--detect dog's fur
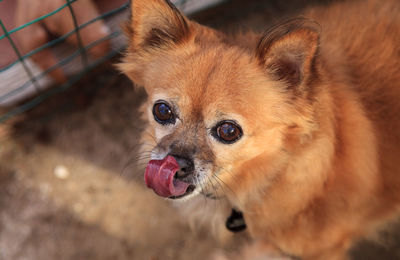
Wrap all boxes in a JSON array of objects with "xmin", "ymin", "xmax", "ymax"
[{"xmin": 119, "ymin": 0, "xmax": 400, "ymax": 259}]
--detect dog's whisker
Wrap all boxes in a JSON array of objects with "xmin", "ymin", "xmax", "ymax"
[
  {"xmin": 204, "ymin": 175, "xmax": 224, "ymax": 212},
  {"xmin": 215, "ymin": 164, "xmax": 242, "ymax": 189},
  {"xmin": 210, "ymin": 175, "xmax": 230, "ymax": 199},
  {"xmin": 122, "ymin": 153, "xmax": 152, "ymax": 168},
  {"xmin": 197, "ymin": 178, "xmax": 209, "ymax": 207},
  {"xmin": 213, "ymin": 173, "xmax": 238, "ymax": 199},
  {"xmin": 121, "ymin": 154, "xmax": 153, "ymax": 177},
  {"xmin": 140, "ymin": 131, "xmax": 158, "ymax": 143}
]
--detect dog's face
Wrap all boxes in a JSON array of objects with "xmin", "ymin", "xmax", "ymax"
[{"xmin": 120, "ymin": 0, "xmax": 320, "ymax": 203}]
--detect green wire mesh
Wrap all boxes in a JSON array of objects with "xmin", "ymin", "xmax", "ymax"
[
  {"xmin": 0, "ymin": 0, "xmax": 78, "ymax": 41},
  {"xmin": 0, "ymin": 0, "xmax": 129, "ymax": 123},
  {"xmin": 0, "ymin": 0, "xmax": 220, "ymax": 123}
]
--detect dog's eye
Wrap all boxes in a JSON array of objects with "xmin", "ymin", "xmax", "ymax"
[
  {"xmin": 153, "ymin": 101, "xmax": 175, "ymax": 125},
  {"xmin": 213, "ymin": 121, "xmax": 242, "ymax": 144}
]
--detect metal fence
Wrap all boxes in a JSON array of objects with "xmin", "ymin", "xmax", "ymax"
[{"xmin": 0, "ymin": 0, "xmax": 225, "ymax": 123}]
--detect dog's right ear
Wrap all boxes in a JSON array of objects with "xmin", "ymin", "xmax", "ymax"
[{"xmin": 127, "ymin": 0, "xmax": 192, "ymax": 50}]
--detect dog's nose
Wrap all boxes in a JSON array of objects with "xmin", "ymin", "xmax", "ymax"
[{"xmin": 173, "ymin": 155, "xmax": 194, "ymax": 179}]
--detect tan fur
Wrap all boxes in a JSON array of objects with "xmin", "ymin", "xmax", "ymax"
[{"xmin": 120, "ymin": 0, "xmax": 400, "ymax": 259}]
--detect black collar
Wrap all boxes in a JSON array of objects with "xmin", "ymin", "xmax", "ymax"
[
  {"xmin": 201, "ymin": 194, "xmax": 247, "ymax": 232},
  {"xmin": 226, "ymin": 208, "xmax": 246, "ymax": 232}
]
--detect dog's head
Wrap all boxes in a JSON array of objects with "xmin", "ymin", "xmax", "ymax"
[{"xmin": 120, "ymin": 0, "xmax": 321, "ymax": 204}]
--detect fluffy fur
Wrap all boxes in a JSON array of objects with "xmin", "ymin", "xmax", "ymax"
[{"xmin": 119, "ymin": 0, "xmax": 400, "ymax": 259}]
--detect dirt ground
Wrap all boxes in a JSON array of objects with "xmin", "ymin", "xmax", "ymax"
[{"xmin": 1, "ymin": 0, "xmax": 400, "ymax": 259}]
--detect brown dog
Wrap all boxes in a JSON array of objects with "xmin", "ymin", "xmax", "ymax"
[{"xmin": 119, "ymin": 0, "xmax": 400, "ymax": 259}]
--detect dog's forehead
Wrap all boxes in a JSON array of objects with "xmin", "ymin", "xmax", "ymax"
[{"xmin": 174, "ymin": 47, "xmax": 256, "ymax": 115}]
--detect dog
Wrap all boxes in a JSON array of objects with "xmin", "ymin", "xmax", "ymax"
[{"xmin": 119, "ymin": 0, "xmax": 400, "ymax": 259}]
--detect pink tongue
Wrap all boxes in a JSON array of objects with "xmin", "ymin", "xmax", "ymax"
[{"xmin": 144, "ymin": 155, "xmax": 190, "ymax": 197}]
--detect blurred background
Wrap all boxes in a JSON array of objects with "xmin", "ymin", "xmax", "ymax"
[{"xmin": 1, "ymin": 0, "xmax": 400, "ymax": 259}]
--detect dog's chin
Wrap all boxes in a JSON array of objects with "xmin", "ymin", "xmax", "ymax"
[{"xmin": 168, "ymin": 185, "xmax": 200, "ymax": 201}]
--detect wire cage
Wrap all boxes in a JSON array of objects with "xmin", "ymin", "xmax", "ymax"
[{"xmin": 0, "ymin": 0, "xmax": 226, "ymax": 123}]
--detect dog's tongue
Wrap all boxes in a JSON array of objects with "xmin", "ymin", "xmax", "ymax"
[{"xmin": 144, "ymin": 155, "xmax": 189, "ymax": 197}]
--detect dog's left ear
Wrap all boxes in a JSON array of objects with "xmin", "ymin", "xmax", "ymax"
[
  {"xmin": 119, "ymin": 0, "xmax": 193, "ymax": 86},
  {"xmin": 128, "ymin": 0, "xmax": 192, "ymax": 50},
  {"xmin": 256, "ymin": 19, "xmax": 320, "ymax": 93}
]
